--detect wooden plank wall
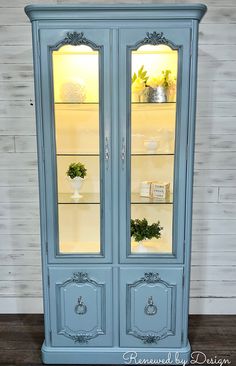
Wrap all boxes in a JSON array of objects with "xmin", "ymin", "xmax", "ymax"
[{"xmin": 0, "ymin": 0, "xmax": 235, "ymax": 314}]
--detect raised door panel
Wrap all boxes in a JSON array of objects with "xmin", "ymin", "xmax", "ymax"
[
  {"xmin": 120, "ymin": 267, "xmax": 183, "ymax": 347},
  {"xmin": 49, "ymin": 267, "xmax": 112, "ymax": 346}
]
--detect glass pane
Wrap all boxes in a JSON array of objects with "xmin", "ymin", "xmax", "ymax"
[
  {"xmin": 52, "ymin": 44, "xmax": 100, "ymax": 254},
  {"xmin": 130, "ymin": 44, "xmax": 178, "ymax": 254}
]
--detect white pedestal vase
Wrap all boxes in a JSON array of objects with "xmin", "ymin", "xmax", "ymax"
[
  {"xmin": 69, "ymin": 176, "xmax": 84, "ymax": 199},
  {"xmin": 136, "ymin": 241, "xmax": 149, "ymax": 253}
]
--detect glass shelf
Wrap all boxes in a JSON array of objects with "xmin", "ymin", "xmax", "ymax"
[
  {"xmin": 131, "ymin": 193, "xmax": 173, "ymax": 204},
  {"xmin": 132, "ymin": 153, "xmax": 174, "ymax": 156},
  {"xmin": 54, "ymin": 102, "xmax": 175, "ymax": 105},
  {"xmin": 55, "ymin": 102, "xmax": 99, "ymax": 105},
  {"xmin": 58, "ymin": 192, "xmax": 172, "ymax": 205},
  {"xmin": 57, "ymin": 153, "xmax": 99, "ymax": 156},
  {"xmin": 58, "ymin": 193, "xmax": 100, "ymax": 204},
  {"xmin": 132, "ymin": 102, "xmax": 176, "ymax": 104},
  {"xmin": 57, "ymin": 153, "xmax": 174, "ymax": 156}
]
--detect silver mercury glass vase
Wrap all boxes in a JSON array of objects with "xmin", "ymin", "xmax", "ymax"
[
  {"xmin": 150, "ymin": 86, "xmax": 167, "ymax": 103},
  {"xmin": 139, "ymin": 86, "xmax": 153, "ymax": 103}
]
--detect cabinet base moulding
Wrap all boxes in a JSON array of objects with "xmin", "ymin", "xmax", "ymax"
[{"xmin": 42, "ymin": 341, "xmax": 191, "ymax": 364}]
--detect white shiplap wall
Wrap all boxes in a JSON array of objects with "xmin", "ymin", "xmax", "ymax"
[{"xmin": 0, "ymin": 0, "xmax": 235, "ymax": 314}]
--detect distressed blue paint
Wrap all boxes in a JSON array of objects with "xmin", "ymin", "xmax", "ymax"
[
  {"xmin": 25, "ymin": 4, "xmax": 207, "ymax": 22},
  {"xmin": 25, "ymin": 4, "xmax": 206, "ymax": 364},
  {"xmin": 49, "ymin": 267, "xmax": 113, "ymax": 347},
  {"xmin": 31, "ymin": 19, "xmax": 51, "ymax": 347},
  {"xmin": 119, "ymin": 267, "xmax": 183, "ymax": 348},
  {"xmin": 182, "ymin": 19, "xmax": 201, "ymax": 346},
  {"xmin": 42, "ymin": 342, "xmax": 192, "ymax": 364}
]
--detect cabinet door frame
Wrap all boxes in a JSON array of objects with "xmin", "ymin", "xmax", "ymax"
[
  {"xmin": 119, "ymin": 267, "xmax": 183, "ymax": 347},
  {"xmin": 38, "ymin": 27, "xmax": 112, "ymax": 263},
  {"xmin": 118, "ymin": 23, "xmax": 192, "ymax": 264},
  {"xmin": 48, "ymin": 266, "xmax": 113, "ymax": 347}
]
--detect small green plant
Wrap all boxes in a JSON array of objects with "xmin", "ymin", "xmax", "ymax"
[
  {"xmin": 132, "ymin": 65, "xmax": 149, "ymax": 84},
  {"xmin": 148, "ymin": 69, "xmax": 175, "ymax": 89},
  {"xmin": 66, "ymin": 162, "xmax": 87, "ymax": 179},
  {"xmin": 131, "ymin": 218, "xmax": 163, "ymax": 242},
  {"xmin": 162, "ymin": 69, "xmax": 172, "ymax": 88}
]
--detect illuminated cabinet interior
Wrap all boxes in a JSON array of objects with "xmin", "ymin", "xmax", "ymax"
[
  {"xmin": 53, "ymin": 45, "xmax": 101, "ymax": 254},
  {"xmin": 130, "ymin": 45, "xmax": 177, "ymax": 254},
  {"xmin": 26, "ymin": 4, "xmax": 206, "ymax": 365}
]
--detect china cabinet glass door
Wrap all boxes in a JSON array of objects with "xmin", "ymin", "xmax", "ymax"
[
  {"xmin": 39, "ymin": 29, "xmax": 112, "ymax": 261},
  {"xmin": 119, "ymin": 28, "xmax": 191, "ymax": 262},
  {"xmin": 52, "ymin": 44, "xmax": 100, "ymax": 254}
]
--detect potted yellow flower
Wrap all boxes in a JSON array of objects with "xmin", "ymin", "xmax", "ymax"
[
  {"xmin": 131, "ymin": 65, "xmax": 150, "ymax": 102},
  {"xmin": 148, "ymin": 70, "xmax": 176, "ymax": 103},
  {"xmin": 148, "ymin": 72, "xmax": 167, "ymax": 103}
]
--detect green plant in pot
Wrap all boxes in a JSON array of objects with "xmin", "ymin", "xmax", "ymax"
[
  {"xmin": 161, "ymin": 69, "xmax": 172, "ymax": 88},
  {"xmin": 161, "ymin": 70, "xmax": 176, "ymax": 102},
  {"xmin": 66, "ymin": 162, "xmax": 87, "ymax": 199},
  {"xmin": 147, "ymin": 71, "xmax": 167, "ymax": 103},
  {"xmin": 147, "ymin": 69, "xmax": 174, "ymax": 103},
  {"xmin": 131, "ymin": 218, "xmax": 163, "ymax": 252}
]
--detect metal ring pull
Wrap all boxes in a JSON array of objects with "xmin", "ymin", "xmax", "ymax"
[
  {"xmin": 75, "ymin": 296, "xmax": 87, "ymax": 315},
  {"xmin": 121, "ymin": 137, "xmax": 126, "ymax": 169},
  {"xmin": 144, "ymin": 296, "xmax": 157, "ymax": 316}
]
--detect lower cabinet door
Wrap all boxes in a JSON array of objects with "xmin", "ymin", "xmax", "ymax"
[
  {"xmin": 48, "ymin": 267, "xmax": 113, "ymax": 347},
  {"xmin": 120, "ymin": 267, "xmax": 183, "ymax": 348}
]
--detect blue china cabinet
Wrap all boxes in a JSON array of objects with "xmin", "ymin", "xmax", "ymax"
[{"xmin": 25, "ymin": 4, "xmax": 206, "ymax": 365}]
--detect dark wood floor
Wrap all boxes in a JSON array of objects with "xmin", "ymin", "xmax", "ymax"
[{"xmin": 0, "ymin": 315, "xmax": 235, "ymax": 365}]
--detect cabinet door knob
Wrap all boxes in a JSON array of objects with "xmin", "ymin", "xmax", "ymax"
[
  {"xmin": 144, "ymin": 296, "xmax": 157, "ymax": 316},
  {"xmin": 121, "ymin": 137, "xmax": 126, "ymax": 169},
  {"xmin": 75, "ymin": 296, "xmax": 87, "ymax": 315},
  {"xmin": 105, "ymin": 137, "xmax": 109, "ymax": 169}
]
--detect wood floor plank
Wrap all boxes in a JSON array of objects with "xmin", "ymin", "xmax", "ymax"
[{"xmin": 0, "ymin": 315, "xmax": 235, "ymax": 365}]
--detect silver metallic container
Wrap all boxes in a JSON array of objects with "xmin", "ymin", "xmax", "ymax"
[
  {"xmin": 139, "ymin": 86, "xmax": 153, "ymax": 103},
  {"xmin": 150, "ymin": 86, "xmax": 167, "ymax": 103}
]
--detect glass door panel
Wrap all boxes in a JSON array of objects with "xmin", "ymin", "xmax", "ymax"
[
  {"xmin": 119, "ymin": 28, "xmax": 191, "ymax": 262},
  {"xmin": 130, "ymin": 44, "xmax": 178, "ymax": 255},
  {"xmin": 52, "ymin": 44, "xmax": 100, "ymax": 254}
]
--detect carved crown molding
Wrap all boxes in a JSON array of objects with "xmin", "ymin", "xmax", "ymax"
[
  {"xmin": 143, "ymin": 31, "xmax": 168, "ymax": 45},
  {"xmin": 134, "ymin": 31, "xmax": 178, "ymax": 50},
  {"xmin": 52, "ymin": 31, "xmax": 100, "ymax": 51},
  {"xmin": 62, "ymin": 31, "xmax": 89, "ymax": 46}
]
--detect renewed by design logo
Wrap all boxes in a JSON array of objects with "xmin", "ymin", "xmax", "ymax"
[{"xmin": 122, "ymin": 351, "xmax": 231, "ymax": 366}]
